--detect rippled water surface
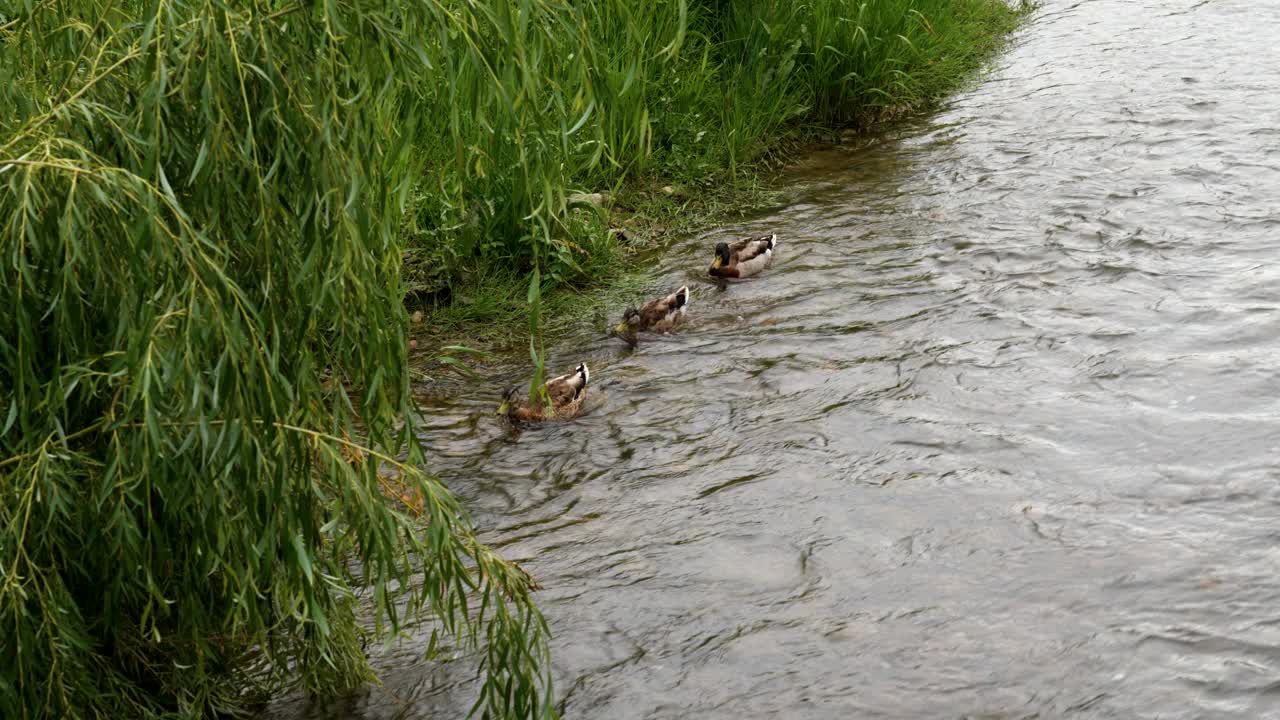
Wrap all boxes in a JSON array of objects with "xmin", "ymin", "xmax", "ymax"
[{"xmin": 270, "ymin": 1, "xmax": 1280, "ymax": 717}]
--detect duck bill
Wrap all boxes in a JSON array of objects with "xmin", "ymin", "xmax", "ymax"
[
  {"xmin": 614, "ymin": 321, "xmax": 629, "ymax": 334},
  {"xmin": 710, "ymin": 256, "xmax": 723, "ymax": 270},
  {"xmin": 496, "ymin": 401, "xmax": 509, "ymax": 415}
]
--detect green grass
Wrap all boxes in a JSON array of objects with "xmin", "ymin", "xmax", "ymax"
[{"xmin": 404, "ymin": 0, "xmax": 1031, "ymax": 347}]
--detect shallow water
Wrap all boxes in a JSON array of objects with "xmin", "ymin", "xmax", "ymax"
[{"xmin": 268, "ymin": 1, "xmax": 1280, "ymax": 717}]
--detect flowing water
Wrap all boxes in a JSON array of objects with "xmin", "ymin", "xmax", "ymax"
[{"xmin": 269, "ymin": 1, "xmax": 1280, "ymax": 717}]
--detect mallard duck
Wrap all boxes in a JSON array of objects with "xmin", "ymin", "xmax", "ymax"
[
  {"xmin": 614, "ymin": 286, "xmax": 690, "ymax": 344},
  {"xmin": 708, "ymin": 233, "xmax": 777, "ymax": 279},
  {"xmin": 497, "ymin": 363, "xmax": 590, "ymax": 422}
]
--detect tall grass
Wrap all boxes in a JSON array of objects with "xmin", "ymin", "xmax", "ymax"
[{"xmin": 404, "ymin": 0, "xmax": 1025, "ymax": 301}]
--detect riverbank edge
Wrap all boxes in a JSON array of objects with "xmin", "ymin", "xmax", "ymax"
[{"xmin": 405, "ymin": 2, "xmax": 1033, "ymax": 372}]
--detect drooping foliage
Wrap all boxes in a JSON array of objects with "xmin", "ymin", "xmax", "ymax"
[{"xmin": 0, "ymin": 2, "xmax": 553, "ymax": 718}]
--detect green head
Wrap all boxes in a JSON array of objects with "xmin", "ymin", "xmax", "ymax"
[{"xmin": 710, "ymin": 242, "xmax": 731, "ymax": 270}]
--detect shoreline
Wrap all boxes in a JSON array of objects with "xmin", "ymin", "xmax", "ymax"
[{"xmin": 405, "ymin": 2, "xmax": 1032, "ymax": 368}]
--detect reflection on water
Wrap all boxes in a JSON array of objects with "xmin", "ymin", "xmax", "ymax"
[{"xmin": 266, "ymin": 1, "xmax": 1280, "ymax": 717}]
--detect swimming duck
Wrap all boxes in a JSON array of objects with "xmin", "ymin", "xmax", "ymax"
[
  {"xmin": 708, "ymin": 233, "xmax": 777, "ymax": 279},
  {"xmin": 498, "ymin": 363, "xmax": 590, "ymax": 422},
  {"xmin": 614, "ymin": 286, "xmax": 690, "ymax": 345}
]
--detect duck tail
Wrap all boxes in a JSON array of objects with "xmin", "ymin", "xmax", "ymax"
[
  {"xmin": 674, "ymin": 285, "xmax": 690, "ymax": 310},
  {"xmin": 576, "ymin": 362, "xmax": 590, "ymax": 388},
  {"xmin": 766, "ymin": 233, "xmax": 777, "ymax": 251}
]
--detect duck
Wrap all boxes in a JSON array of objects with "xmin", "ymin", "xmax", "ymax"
[
  {"xmin": 614, "ymin": 286, "xmax": 690, "ymax": 345},
  {"xmin": 498, "ymin": 362, "xmax": 590, "ymax": 422},
  {"xmin": 708, "ymin": 233, "xmax": 777, "ymax": 279}
]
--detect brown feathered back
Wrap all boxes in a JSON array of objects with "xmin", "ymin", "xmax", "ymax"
[
  {"xmin": 637, "ymin": 286, "xmax": 689, "ymax": 332},
  {"xmin": 504, "ymin": 363, "xmax": 590, "ymax": 422}
]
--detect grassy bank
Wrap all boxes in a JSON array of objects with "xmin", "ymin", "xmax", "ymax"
[{"xmin": 406, "ymin": 0, "xmax": 1030, "ymax": 349}]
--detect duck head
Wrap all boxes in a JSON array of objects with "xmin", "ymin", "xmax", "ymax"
[
  {"xmin": 496, "ymin": 385, "xmax": 523, "ymax": 415},
  {"xmin": 615, "ymin": 307, "xmax": 642, "ymax": 332},
  {"xmin": 614, "ymin": 307, "xmax": 641, "ymax": 344},
  {"xmin": 709, "ymin": 242, "xmax": 731, "ymax": 270}
]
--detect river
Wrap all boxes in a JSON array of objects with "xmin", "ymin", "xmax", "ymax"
[{"xmin": 268, "ymin": 0, "xmax": 1280, "ymax": 717}]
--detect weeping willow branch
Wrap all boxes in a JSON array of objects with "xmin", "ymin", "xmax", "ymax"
[{"xmin": 0, "ymin": 2, "xmax": 555, "ymax": 718}]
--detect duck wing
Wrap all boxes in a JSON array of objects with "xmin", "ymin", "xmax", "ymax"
[
  {"xmin": 544, "ymin": 362, "xmax": 589, "ymax": 407},
  {"xmin": 728, "ymin": 234, "xmax": 776, "ymax": 277},
  {"xmin": 729, "ymin": 234, "xmax": 777, "ymax": 262},
  {"xmin": 639, "ymin": 286, "xmax": 689, "ymax": 330}
]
